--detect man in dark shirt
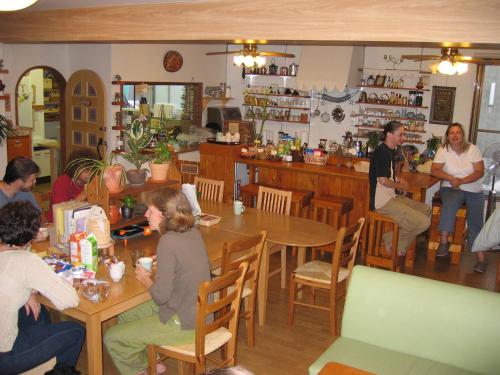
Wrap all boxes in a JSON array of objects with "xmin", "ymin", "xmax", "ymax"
[{"xmin": 369, "ymin": 121, "xmax": 430, "ymax": 258}]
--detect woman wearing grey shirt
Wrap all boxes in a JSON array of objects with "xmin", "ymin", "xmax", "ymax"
[{"xmin": 104, "ymin": 188, "xmax": 211, "ymax": 375}]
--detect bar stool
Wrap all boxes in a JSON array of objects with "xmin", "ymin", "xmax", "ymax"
[
  {"xmin": 240, "ymin": 183, "xmax": 314, "ymax": 217},
  {"xmin": 427, "ymin": 194, "xmax": 467, "ymax": 265},
  {"xmin": 365, "ymin": 211, "xmax": 416, "ymax": 272}
]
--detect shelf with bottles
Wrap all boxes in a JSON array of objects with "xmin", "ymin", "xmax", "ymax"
[
  {"xmin": 243, "ymin": 117, "xmax": 309, "ymax": 125},
  {"xmin": 245, "ymin": 91, "xmax": 311, "ymax": 99},
  {"xmin": 245, "ymin": 73, "xmax": 297, "ymax": 78},
  {"xmin": 358, "ymin": 67, "xmax": 431, "ymax": 74},
  {"xmin": 357, "ymin": 85, "xmax": 429, "ymax": 92},
  {"xmin": 354, "ymin": 125, "xmax": 426, "ymax": 134},
  {"xmin": 356, "ymin": 101, "xmax": 428, "ymax": 109},
  {"xmin": 350, "ymin": 113, "xmax": 427, "ymax": 122},
  {"xmin": 242, "ymin": 103, "xmax": 310, "ymax": 111},
  {"xmin": 353, "ymin": 132, "xmax": 425, "ymax": 144}
]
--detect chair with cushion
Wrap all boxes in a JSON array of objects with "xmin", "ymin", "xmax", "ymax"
[
  {"xmin": 221, "ymin": 230, "xmax": 267, "ymax": 347},
  {"xmin": 288, "ymin": 218, "xmax": 365, "ymax": 336},
  {"xmin": 194, "ymin": 176, "xmax": 224, "ymax": 203},
  {"xmin": 147, "ymin": 262, "xmax": 249, "ymax": 375},
  {"xmin": 256, "ymin": 186, "xmax": 292, "ymax": 288}
]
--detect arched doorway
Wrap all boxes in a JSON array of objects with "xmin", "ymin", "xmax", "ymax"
[{"xmin": 15, "ymin": 66, "xmax": 66, "ymax": 183}]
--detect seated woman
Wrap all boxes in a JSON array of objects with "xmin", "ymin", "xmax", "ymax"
[
  {"xmin": 46, "ymin": 149, "xmax": 98, "ymax": 222},
  {"xmin": 0, "ymin": 201, "xmax": 84, "ymax": 374},
  {"xmin": 431, "ymin": 123, "xmax": 486, "ymax": 272},
  {"xmin": 104, "ymin": 188, "xmax": 212, "ymax": 375}
]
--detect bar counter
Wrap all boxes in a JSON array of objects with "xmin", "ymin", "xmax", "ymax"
[{"xmin": 236, "ymin": 158, "xmax": 439, "ymax": 223}]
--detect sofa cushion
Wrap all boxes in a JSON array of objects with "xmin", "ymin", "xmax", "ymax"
[
  {"xmin": 309, "ymin": 337, "xmax": 479, "ymax": 375},
  {"xmin": 340, "ymin": 266, "xmax": 500, "ymax": 374}
]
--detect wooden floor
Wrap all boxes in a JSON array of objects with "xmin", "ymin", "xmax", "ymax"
[{"xmin": 72, "ymin": 235, "xmax": 499, "ymax": 375}]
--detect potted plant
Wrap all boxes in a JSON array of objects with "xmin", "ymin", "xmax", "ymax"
[
  {"xmin": 120, "ymin": 195, "xmax": 136, "ymax": 220},
  {"xmin": 366, "ymin": 131, "xmax": 380, "ymax": 156},
  {"xmin": 0, "ymin": 114, "xmax": 15, "ymax": 145},
  {"xmin": 67, "ymin": 152, "xmax": 126, "ymax": 194},
  {"xmin": 121, "ymin": 120, "xmax": 153, "ymax": 186},
  {"xmin": 149, "ymin": 142, "xmax": 172, "ymax": 182}
]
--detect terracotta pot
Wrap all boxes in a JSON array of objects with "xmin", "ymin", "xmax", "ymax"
[
  {"xmin": 126, "ymin": 168, "xmax": 147, "ymax": 186},
  {"xmin": 149, "ymin": 162, "xmax": 170, "ymax": 182},
  {"xmin": 103, "ymin": 164, "xmax": 125, "ymax": 193},
  {"xmin": 108, "ymin": 205, "xmax": 121, "ymax": 224}
]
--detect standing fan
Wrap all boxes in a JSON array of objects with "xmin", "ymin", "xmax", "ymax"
[{"xmin": 483, "ymin": 143, "xmax": 500, "ymax": 219}]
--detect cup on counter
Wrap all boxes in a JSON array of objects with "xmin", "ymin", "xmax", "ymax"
[
  {"xmin": 138, "ymin": 257, "xmax": 153, "ymax": 271},
  {"xmin": 233, "ymin": 200, "xmax": 245, "ymax": 215}
]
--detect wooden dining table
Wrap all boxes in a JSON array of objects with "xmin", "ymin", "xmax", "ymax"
[{"xmin": 33, "ymin": 200, "xmax": 336, "ymax": 375}]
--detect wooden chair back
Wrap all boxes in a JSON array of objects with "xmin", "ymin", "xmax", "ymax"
[
  {"xmin": 148, "ymin": 262, "xmax": 249, "ymax": 374},
  {"xmin": 194, "ymin": 176, "xmax": 224, "ymax": 203},
  {"xmin": 256, "ymin": 186, "xmax": 292, "ymax": 215}
]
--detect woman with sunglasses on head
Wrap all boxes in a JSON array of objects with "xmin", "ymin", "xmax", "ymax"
[{"xmin": 431, "ymin": 122, "xmax": 485, "ymax": 272}]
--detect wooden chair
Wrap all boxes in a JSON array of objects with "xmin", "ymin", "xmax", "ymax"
[
  {"xmin": 256, "ymin": 186, "xmax": 292, "ymax": 288},
  {"xmin": 221, "ymin": 230, "xmax": 267, "ymax": 347},
  {"xmin": 194, "ymin": 176, "xmax": 224, "ymax": 203},
  {"xmin": 288, "ymin": 218, "xmax": 365, "ymax": 336},
  {"xmin": 365, "ymin": 211, "xmax": 415, "ymax": 272},
  {"xmin": 147, "ymin": 262, "xmax": 249, "ymax": 375}
]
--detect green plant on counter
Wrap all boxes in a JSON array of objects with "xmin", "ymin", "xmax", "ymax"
[
  {"xmin": 367, "ymin": 131, "xmax": 380, "ymax": 152},
  {"xmin": 0, "ymin": 114, "xmax": 15, "ymax": 145},
  {"xmin": 121, "ymin": 120, "xmax": 153, "ymax": 170},
  {"xmin": 66, "ymin": 152, "xmax": 126, "ymax": 188},
  {"xmin": 247, "ymin": 88, "xmax": 270, "ymax": 143},
  {"xmin": 121, "ymin": 195, "xmax": 136, "ymax": 209},
  {"xmin": 151, "ymin": 142, "xmax": 172, "ymax": 164}
]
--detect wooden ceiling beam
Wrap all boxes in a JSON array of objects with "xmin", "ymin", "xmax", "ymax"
[{"xmin": 0, "ymin": 0, "xmax": 499, "ymax": 47}]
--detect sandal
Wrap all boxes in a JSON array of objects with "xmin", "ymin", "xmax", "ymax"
[{"xmin": 436, "ymin": 242, "xmax": 450, "ymax": 257}]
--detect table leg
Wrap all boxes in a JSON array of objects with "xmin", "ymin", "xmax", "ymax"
[
  {"xmin": 257, "ymin": 241, "xmax": 271, "ymax": 326},
  {"xmin": 86, "ymin": 314, "xmax": 103, "ymax": 375},
  {"xmin": 297, "ymin": 246, "xmax": 306, "ymax": 298}
]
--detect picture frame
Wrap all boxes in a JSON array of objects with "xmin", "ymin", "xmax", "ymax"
[
  {"xmin": 375, "ymin": 74, "xmax": 386, "ymax": 87},
  {"xmin": 430, "ymin": 86, "xmax": 456, "ymax": 125}
]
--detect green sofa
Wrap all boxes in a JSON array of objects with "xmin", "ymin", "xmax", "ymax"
[{"xmin": 309, "ymin": 266, "xmax": 500, "ymax": 375}]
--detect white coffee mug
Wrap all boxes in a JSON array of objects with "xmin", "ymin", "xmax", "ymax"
[
  {"xmin": 109, "ymin": 262, "xmax": 125, "ymax": 282},
  {"xmin": 138, "ymin": 257, "xmax": 153, "ymax": 271},
  {"xmin": 233, "ymin": 200, "xmax": 245, "ymax": 215}
]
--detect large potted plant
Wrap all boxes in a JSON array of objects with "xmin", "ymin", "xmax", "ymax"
[
  {"xmin": 67, "ymin": 152, "xmax": 126, "ymax": 194},
  {"xmin": 121, "ymin": 120, "xmax": 152, "ymax": 186},
  {"xmin": 149, "ymin": 142, "xmax": 172, "ymax": 182}
]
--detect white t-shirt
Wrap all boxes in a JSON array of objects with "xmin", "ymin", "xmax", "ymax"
[{"xmin": 433, "ymin": 144, "xmax": 483, "ymax": 192}]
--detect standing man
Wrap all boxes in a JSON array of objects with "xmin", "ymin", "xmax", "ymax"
[
  {"xmin": 369, "ymin": 121, "xmax": 431, "ymax": 264},
  {"xmin": 0, "ymin": 157, "xmax": 41, "ymax": 211}
]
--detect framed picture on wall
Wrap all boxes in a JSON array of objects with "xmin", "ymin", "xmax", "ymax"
[{"xmin": 430, "ymin": 86, "xmax": 456, "ymax": 125}]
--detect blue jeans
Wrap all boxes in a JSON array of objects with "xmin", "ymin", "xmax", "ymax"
[
  {"xmin": 0, "ymin": 306, "xmax": 85, "ymax": 374},
  {"xmin": 438, "ymin": 187, "xmax": 485, "ymax": 246}
]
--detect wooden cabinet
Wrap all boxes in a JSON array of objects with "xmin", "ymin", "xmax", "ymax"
[{"xmin": 7, "ymin": 134, "xmax": 32, "ymax": 161}]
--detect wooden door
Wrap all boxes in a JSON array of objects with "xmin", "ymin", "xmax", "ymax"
[{"xmin": 64, "ymin": 70, "xmax": 106, "ymax": 164}]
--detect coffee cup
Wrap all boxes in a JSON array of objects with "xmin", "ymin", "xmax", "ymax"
[
  {"xmin": 233, "ymin": 200, "xmax": 245, "ymax": 215},
  {"xmin": 109, "ymin": 262, "xmax": 125, "ymax": 282},
  {"xmin": 138, "ymin": 257, "xmax": 153, "ymax": 271}
]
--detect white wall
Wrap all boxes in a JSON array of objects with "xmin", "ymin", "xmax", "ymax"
[{"xmin": 0, "ymin": 42, "xmax": 7, "ymax": 178}]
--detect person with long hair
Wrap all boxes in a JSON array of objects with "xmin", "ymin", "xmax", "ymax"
[
  {"xmin": 0, "ymin": 201, "xmax": 84, "ymax": 374},
  {"xmin": 46, "ymin": 149, "xmax": 98, "ymax": 222},
  {"xmin": 104, "ymin": 188, "xmax": 212, "ymax": 375},
  {"xmin": 369, "ymin": 121, "xmax": 431, "ymax": 266},
  {"xmin": 431, "ymin": 123, "xmax": 486, "ymax": 272}
]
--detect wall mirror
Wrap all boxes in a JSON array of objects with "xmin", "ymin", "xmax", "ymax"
[{"xmin": 116, "ymin": 81, "xmax": 202, "ymax": 129}]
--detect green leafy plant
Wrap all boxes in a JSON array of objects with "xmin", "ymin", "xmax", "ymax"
[
  {"xmin": 247, "ymin": 88, "xmax": 270, "ymax": 142},
  {"xmin": 0, "ymin": 114, "xmax": 15, "ymax": 145},
  {"xmin": 66, "ymin": 152, "xmax": 126, "ymax": 187},
  {"xmin": 152, "ymin": 142, "xmax": 172, "ymax": 164},
  {"xmin": 121, "ymin": 195, "xmax": 136, "ymax": 209},
  {"xmin": 121, "ymin": 120, "xmax": 153, "ymax": 170},
  {"xmin": 367, "ymin": 131, "xmax": 380, "ymax": 151}
]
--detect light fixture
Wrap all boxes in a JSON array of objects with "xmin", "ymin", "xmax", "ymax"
[
  {"xmin": 454, "ymin": 61, "xmax": 468, "ymax": 75},
  {"xmin": 438, "ymin": 60, "xmax": 456, "ymax": 75},
  {"xmin": 0, "ymin": 0, "xmax": 37, "ymax": 11},
  {"xmin": 432, "ymin": 59, "xmax": 468, "ymax": 76},
  {"xmin": 232, "ymin": 44, "xmax": 266, "ymax": 68}
]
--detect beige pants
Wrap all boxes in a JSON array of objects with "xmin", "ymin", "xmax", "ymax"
[{"xmin": 376, "ymin": 196, "xmax": 431, "ymax": 255}]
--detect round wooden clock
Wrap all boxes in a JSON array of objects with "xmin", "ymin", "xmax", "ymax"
[{"xmin": 163, "ymin": 50, "xmax": 183, "ymax": 72}]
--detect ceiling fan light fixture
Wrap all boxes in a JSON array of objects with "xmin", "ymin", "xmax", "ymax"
[
  {"xmin": 0, "ymin": 0, "xmax": 37, "ymax": 11},
  {"xmin": 454, "ymin": 62, "xmax": 468, "ymax": 75},
  {"xmin": 243, "ymin": 55, "xmax": 255, "ymax": 68},
  {"xmin": 233, "ymin": 55, "xmax": 244, "ymax": 66},
  {"xmin": 438, "ymin": 60, "xmax": 456, "ymax": 75},
  {"xmin": 255, "ymin": 56, "xmax": 266, "ymax": 67}
]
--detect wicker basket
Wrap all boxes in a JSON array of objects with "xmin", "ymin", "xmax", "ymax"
[{"xmin": 304, "ymin": 154, "xmax": 328, "ymax": 165}]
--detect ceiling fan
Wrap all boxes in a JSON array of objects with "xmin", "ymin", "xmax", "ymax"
[
  {"xmin": 401, "ymin": 48, "xmax": 500, "ymax": 75},
  {"xmin": 206, "ymin": 44, "xmax": 295, "ymax": 68}
]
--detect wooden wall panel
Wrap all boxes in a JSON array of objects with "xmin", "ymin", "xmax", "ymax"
[{"xmin": 0, "ymin": 0, "xmax": 499, "ymax": 47}]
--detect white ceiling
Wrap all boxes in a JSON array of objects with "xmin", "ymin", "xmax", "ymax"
[{"xmin": 26, "ymin": 0, "xmax": 197, "ymax": 11}]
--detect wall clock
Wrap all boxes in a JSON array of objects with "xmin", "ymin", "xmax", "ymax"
[{"xmin": 163, "ymin": 50, "xmax": 183, "ymax": 72}]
